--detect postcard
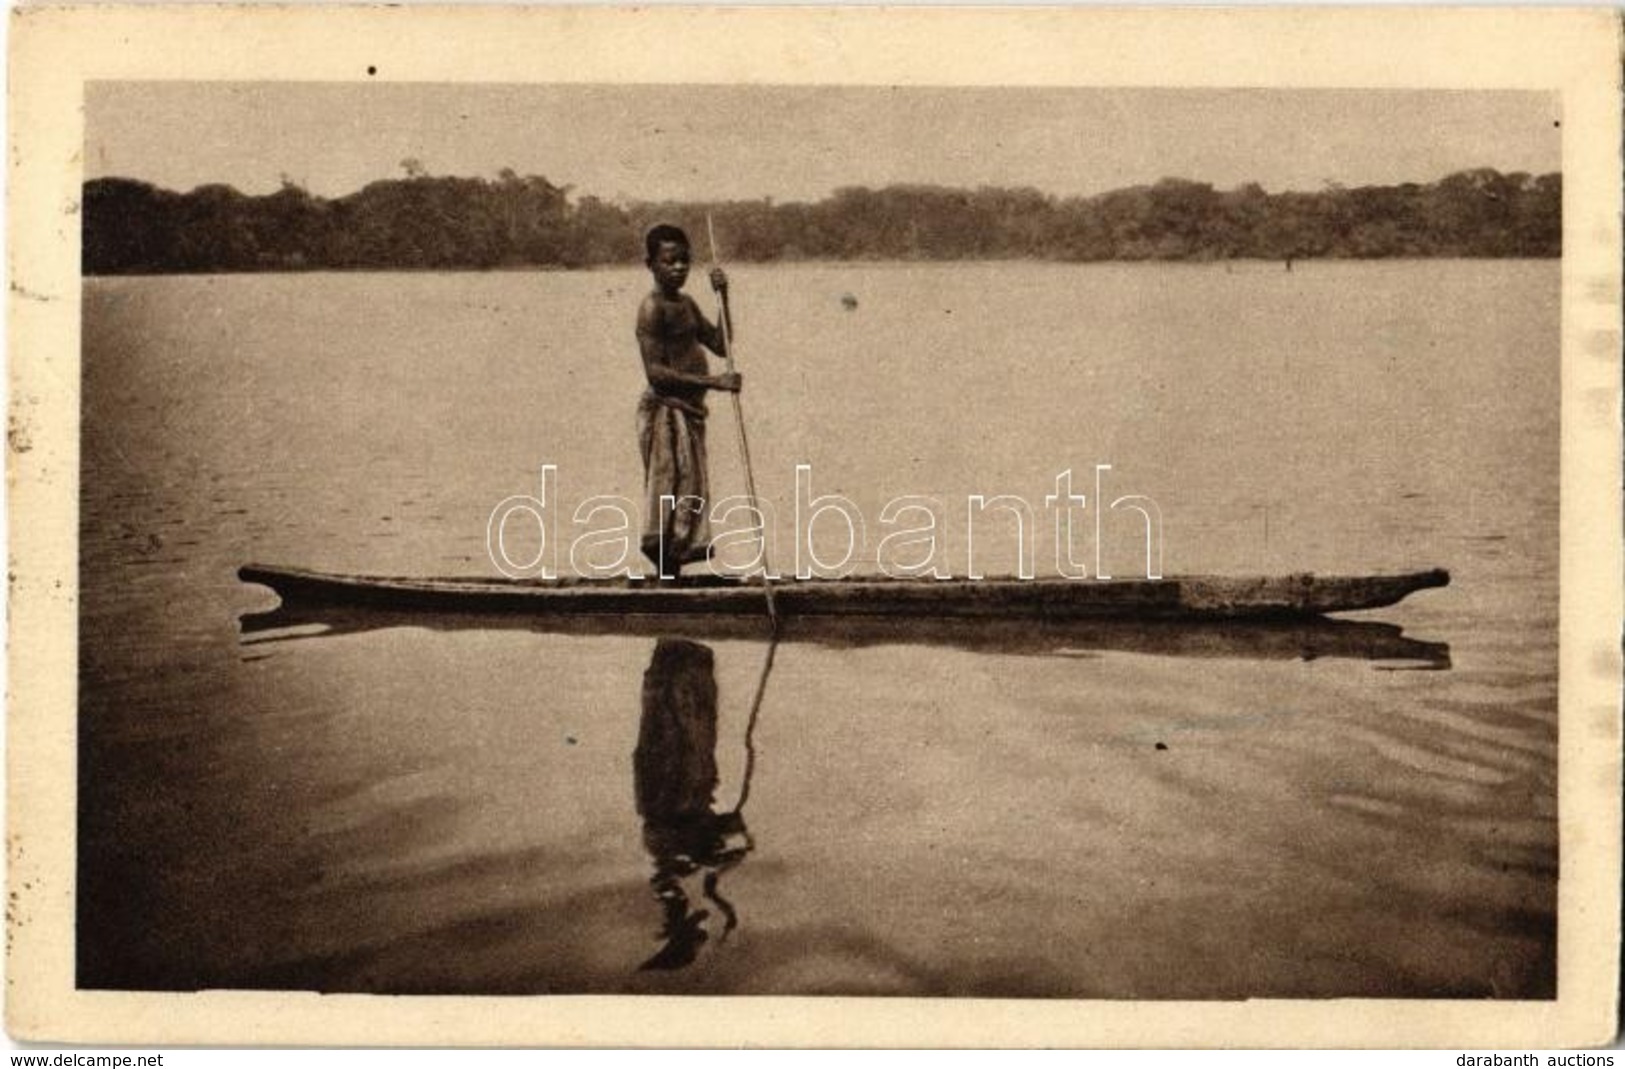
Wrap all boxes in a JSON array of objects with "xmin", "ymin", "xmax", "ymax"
[{"xmin": 7, "ymin": 4, "xmax": 1621, "ymax": 1048}]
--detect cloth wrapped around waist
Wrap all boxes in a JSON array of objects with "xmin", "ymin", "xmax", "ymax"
[
  {"xmin": 638, "ymin": 389, "xmax": 713, "ymax": 569},
  {"xmin": 640, "ymin": 390, "xmax": 708, "ymax": 420}
]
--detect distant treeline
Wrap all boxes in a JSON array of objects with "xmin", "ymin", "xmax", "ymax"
[{"xmin": 83, "ymin": 167, "xmax": 1560, "ymax": 274}]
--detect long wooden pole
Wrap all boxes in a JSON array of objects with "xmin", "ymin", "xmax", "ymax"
[
  {"xmin": 706, "ymin": 214, "xmax": 779, "ymax": 630},
  {"xmin": 731, "ymin": 636, "xmax": 778, "ymax": 815}
]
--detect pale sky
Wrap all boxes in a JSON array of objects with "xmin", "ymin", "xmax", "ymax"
[{"xmin": 85, "ymin": 84, "xmax": 1561, "ymax": 202}]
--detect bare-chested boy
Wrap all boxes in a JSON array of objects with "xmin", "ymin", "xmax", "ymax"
[{"xmin": 635, "ymin": 224, "xmax": 742, "ymax": 579}]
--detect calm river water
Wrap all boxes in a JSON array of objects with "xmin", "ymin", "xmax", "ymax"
[{"xmin": 79, "ymin": 260, "xmax": 1557, "ymax": 997}]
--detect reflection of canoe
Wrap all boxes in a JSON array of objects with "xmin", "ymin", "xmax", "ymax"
[
  {"xmin": 240, "ymin": 563, "xmax": 1448, "ymax": 621},
  {"xmin": 239, "ymin": 600, "xmax": 1450, "ymax": 667}
]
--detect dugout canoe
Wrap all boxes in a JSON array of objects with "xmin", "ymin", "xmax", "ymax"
[{"xmin": 238, "ymin": 564, "xmax": 1449, "ymax": 621}]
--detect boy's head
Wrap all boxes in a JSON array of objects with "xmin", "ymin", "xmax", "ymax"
[
  {"xmin": 645, "ymin": 224, "xmax": 693, "ymax": 292},
  {"xmin": 645, "ymin": 224, "xmax": 692, "ymax": 264}
]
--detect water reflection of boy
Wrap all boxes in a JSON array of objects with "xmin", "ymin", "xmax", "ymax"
[
  {"xmin": 636, "ymin": 224, "xmax": 742, "ymax": 580},
  {"xmin": 634, "ymin": 638, "xmax": 753, "ymax": 971}
]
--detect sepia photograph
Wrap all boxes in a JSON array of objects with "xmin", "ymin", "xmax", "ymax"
[{"xmin": 8, "ymin": 5, "xmax": 1621, "ymax": 1048}]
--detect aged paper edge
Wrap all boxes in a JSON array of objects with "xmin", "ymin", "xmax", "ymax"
[{"xmin": 6, "ymin": 4, "xmax": 1621, "ymax": 1049}]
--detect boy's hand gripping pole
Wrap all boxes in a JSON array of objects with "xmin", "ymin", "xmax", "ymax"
[{"xmin": 706, "ymin": 214, "xmax": 779, "ymax": 631}]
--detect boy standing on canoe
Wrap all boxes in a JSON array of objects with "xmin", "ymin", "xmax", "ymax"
[{"xmin": 636, "ymin": 224, "xmax": 741, "ymax": 579}]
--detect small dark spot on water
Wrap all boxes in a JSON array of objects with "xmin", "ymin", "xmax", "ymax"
[{"xmin": 1154, "ymin": 742, "xmax": 1168, "ymax": 751}]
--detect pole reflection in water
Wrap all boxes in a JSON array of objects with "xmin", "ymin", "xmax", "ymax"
[{"xmin": 633, "ymin": 637, "xmax": 775, "ymax": 972}]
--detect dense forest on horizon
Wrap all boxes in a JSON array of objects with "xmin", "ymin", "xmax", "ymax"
[{"xmin": 82, "ymin": 166, "xmax": 1560, "ymax": 275}]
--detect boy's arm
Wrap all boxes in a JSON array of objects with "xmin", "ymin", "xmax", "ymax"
[{"xmin": 690, "ymin": 293, "xmax": 732, "ymax": 358}]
